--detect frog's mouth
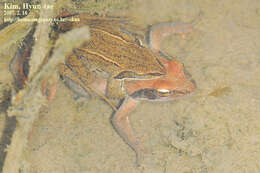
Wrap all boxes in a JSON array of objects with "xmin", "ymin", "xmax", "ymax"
[{"xmin": 130, "ymin": 79, "xmax": 196, "ymax": 101}]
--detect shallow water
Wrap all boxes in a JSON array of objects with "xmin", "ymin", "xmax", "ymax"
[{"xmin": 1, "ymin": 0, "xmax": 260, "ymax": 172}]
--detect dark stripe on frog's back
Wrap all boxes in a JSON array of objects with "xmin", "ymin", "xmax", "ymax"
[
  {"xmin": 75, "ymin": 49, "xmax": 120, "ymax": 78},
  {"xmin": 76, "ymin": 26, "xmax": 165, "ymax": 79}
]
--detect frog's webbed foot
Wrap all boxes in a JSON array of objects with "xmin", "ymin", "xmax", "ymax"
[{"xmin": 112, "ymin": 96, "xmax": 148, "ymax": 166}]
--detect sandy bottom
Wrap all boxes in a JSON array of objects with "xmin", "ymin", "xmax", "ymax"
[{"xmin": 1, "ymin": 0, "xmax": 260, "ymax": 172}]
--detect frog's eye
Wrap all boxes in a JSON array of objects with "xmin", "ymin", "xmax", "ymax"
[{"xmin": 157, "ymin": 88, "xmax": 171, "ymax": 97}]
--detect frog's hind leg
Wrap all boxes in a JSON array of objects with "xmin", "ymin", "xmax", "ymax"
[
  {"xmin": 61, "ymin": 74, "xmax": 92, "ymax": 99},
  {"xmin": 58, "ymin": 63, "xmax": 117, "ymax": 111},
  {"xmin": 58, "ymin": 63, "xmax": 94, "ymax": 98}
]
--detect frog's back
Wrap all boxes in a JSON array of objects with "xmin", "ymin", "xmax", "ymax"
[{"xmin": 55, "ymin": 13, "xmax": 166, "ymax": 79}]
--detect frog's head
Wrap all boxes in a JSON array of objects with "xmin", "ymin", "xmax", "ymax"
[{"xmin": 125, "ymin": 58, "xmax": 196, "ymax": 101}]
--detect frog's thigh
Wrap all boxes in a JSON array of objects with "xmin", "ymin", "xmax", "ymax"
[
  {"xmin": 106, "ymin": 79, "xmax": 126, "ymax": 99},
  {"xmin": 58, "ymin": 63, "xmax": 93, "ymax": 98},
  {"xmin": 66, "ymin": 54, "xmax": 95, "ymax": 83}
]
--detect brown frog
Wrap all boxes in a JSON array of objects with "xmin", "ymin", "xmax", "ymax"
[
  {"xmin": 52, "ymin": 13, "xmax": 197, "ymax": 165},
  {"xmin": 31, "ymin": 13, "xmax": 198, "ymax": 165}
]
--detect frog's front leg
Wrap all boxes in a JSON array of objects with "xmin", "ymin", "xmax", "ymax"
[
  {"xmin": 112, "ymin": 96, "xmax": 146, "ymax": 165},
  {"xmin": 148, "ymin": 14, "xmax": 201, "ymax": 52}
]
